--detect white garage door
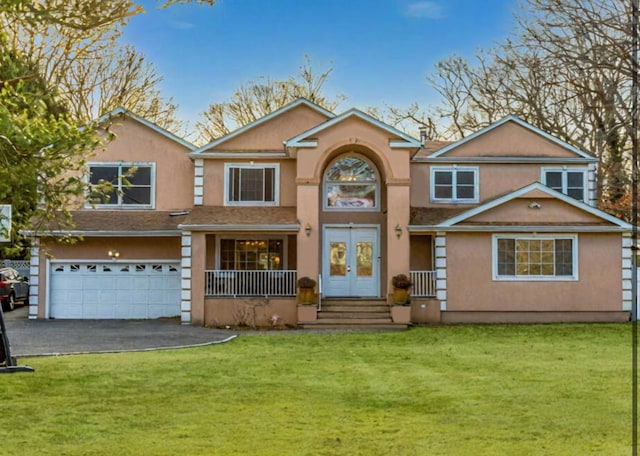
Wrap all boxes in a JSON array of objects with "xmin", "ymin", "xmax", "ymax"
[{"xmin": 50, "ymin": 262, "xmax": 181, "ymax": 319}]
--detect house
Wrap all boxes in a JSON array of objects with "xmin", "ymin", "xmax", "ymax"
[{"xmin": 26, "ymin": 99, "xmax": 633, "ymax": 326}]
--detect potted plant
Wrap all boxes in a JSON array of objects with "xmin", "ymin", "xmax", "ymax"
[
  {"xmin": 391, "ymin": 273, "xmax": 412, "ymax": 305},
  {"xmin": 296, "ymin": 276, "xmax": 317, "ymax": 305},
  {"xmin": 296, "ymin": 276, "xmax": 317, "ymax": 322}
]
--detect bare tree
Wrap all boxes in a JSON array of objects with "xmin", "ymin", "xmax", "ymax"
[
  {"xmin": 1, "ymin": 6, "xmax": 182, "ymax": 131},
  {"xmin": 392, "ymin": 0, "xmax": 633, "ymax": 211},
  {"xmin": 196, "ymin": 56, "xmax": 346, "ymax": 144}
]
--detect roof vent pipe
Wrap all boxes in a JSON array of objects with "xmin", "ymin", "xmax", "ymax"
[{"xmin": 419, "ymin": 127, "xmax": 427, "ymax": 144}]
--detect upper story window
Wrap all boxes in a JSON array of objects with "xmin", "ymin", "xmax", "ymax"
[
  {"xmin": 430, "ymin": 166, "xmax": 479, "ymax": 203},
  {"xmin": 87, "ymin": 162, "xmax": 154, "ymax": 209},
  {"xmin": 324, "ymin": 155, "xmax": 378, "ymax": 210},
  {"xmin": 493, "ymin": 235, "xmax": 577, "ymax": 281},
  {"xmin": 224, "ymin": 163, "xmax": 279, "ymax": 206},
  {"xmin": 541, "ymin": 168, "xmax": 587, "ymax": 202}
]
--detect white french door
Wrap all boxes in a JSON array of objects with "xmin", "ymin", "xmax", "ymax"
[{"xmin": 322, "ymin": 226, "xmax": 379, "ymax": 297}]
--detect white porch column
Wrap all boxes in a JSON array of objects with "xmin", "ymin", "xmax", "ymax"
[
  {"xmin": 28, "ymin": 243, "xmax": 40, "ymax": 319},
  {"xmin": 622, "ymin": 232, "xmax": 633, "ymax": 313},
  {"xmin": 180, "ymin": 231, "xmax": 192, "ymax": 324},
  {"xmin": 194, "ymin": 158, "xmax": 204, "ymax": 206},
  {"xmin": 435, "ymin": 232, "xmax": 447, "ymax": 311}
]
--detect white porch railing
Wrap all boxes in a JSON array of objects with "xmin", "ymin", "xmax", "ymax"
[
  {"xmin": 410, "ymin": 270, "xmax": 436, "ymax": 297},
  {"xmin": 205, "ymin": 270, "xmax": 296, "ymax": 297}
]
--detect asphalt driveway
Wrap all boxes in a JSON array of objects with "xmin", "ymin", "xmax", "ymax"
[{"xmin": 3, "ymin": 306, "xmax": 238, "ymax": 357}]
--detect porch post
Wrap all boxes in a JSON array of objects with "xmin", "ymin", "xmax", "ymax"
[
  {"xmin": 297, "ymin": 183, "xmax": 320, "ymax": 280},
  {"xmin": 435, "ymin": 232, "xmax": 447, "ymax": 311},
  {"xmin": 386, "ymin": 183, "xmax": 411, "ymax": 286}
]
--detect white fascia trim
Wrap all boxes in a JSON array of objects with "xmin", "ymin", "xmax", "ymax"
[
  {"xmin": 408, "ymin": 225, "xmax": 630, "ymax": 233},
  {"xmin": 191, "ymin": 99, "xmax": 335, "ymax": 154},
  {"xmin": 187, "ymin": 151, "xmax": 289, "ymax": 159},
  {"xmin": 438, "ymin": 182, "xmax": 632, "ymax": 229},
  {"xmin": 429, "ymin": 115, "xmax": 595, "ymax": 160},
  {"xmin": 98, "ymin": 107, "xmax": 196, "ymax": 150},
  {"xmin": 286, "ymin": 108, "xmax": 421, "ymax": 148},
  {"xmin": 178, "ymin": 224, "xmax": 300, "ymax": 232},
  {"xmin": 413, "ymin": 156, "xmax": 598, "ymax": 164},
  {"xmin": 389, "ymin": 141, "xmax": 421, "ymax": 148}
]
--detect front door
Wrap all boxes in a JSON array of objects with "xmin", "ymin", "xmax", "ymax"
[{"xmin": 323, "ymin": 226, "xmax": 379, "ymax": 297}]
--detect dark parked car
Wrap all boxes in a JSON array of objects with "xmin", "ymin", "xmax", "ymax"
[{"xmin": 0, "ymin": 267, "xmax": 29, "ymax": 311}]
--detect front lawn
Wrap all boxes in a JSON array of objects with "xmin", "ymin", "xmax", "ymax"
[{"xmin": 0, "ymin": 324, "xmax": 631, "ymax": 455}]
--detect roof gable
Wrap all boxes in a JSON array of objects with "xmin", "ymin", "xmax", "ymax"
[
  {"xmin": 98, "ymin": 107, "xmax": 195, "ymax": 151},
  {"xmin": 429, "ymin": 115, "xmax": 595, "ymax": 161},
  {"xmin": 191, "ymin": 98, "xmax": 335, "ymax": 155},
  {"xmin": 286, "ymin": 108, "xmax": 422, "ymax": 149},
  {"xmin": 440, "ymin": 183, "xmax": 630, "ymax": 229}
]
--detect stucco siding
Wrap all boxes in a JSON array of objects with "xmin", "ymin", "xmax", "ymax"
[
  {"xmin": 211, "ymin": 105, "xmax": 330, "ymax": 151},
  {"xmin": 94, "ymin": 117, "xmax": 194, "ymax": 210},
  {"xmin": 467, "ymin": 198, "xmax": 606, "ymax": 224},
  {"xmin": 411, "ymin": 163, "xmax": 588, "ymax": 208},
  {"xmin": 441, "ymin": 121, "xmax": 582, "ymax": 158},
  {"xmin": 445, "ymin": 232, "xmax": 622, "ymax": 312}
]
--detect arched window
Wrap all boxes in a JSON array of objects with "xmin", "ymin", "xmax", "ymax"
[{"xmin": 324, "ymin": 155, "xmax": 378, "ymax": 210}]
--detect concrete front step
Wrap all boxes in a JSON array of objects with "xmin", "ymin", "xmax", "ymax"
[
  {"xmin": 321, "ymin": 305, "xmax": 390, "ymax": 312},
  {"xmin": 300, "ymin": 322, "xmax": 408, "ymax": 330},
  {"xmin": 320, "ymin": 311, "xmax": 391, "ymax": 319}
]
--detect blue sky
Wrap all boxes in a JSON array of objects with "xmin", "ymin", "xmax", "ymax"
[{"xmin": 121, "ymin": 0, "xmax": 517, "ymax": 129}]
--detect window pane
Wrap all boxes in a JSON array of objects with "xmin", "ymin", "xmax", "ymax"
[
  {"xmin": 456, "ymin": 171, "xmax": 475, "ymax": 185},
  {"xmin": 327, "ymin": 184, "xmax": 375, "ymax": 208},
  {"xmin": 497, "ymin": 239, "xmax": 515, "ymax": 275},
  {"xmin": 326, "ymin": 157, "xmax": 375, "ymax": 182},
  {"xmin": 434, "ymin": 185, "xmax": 452, "ymax": 199},
  {"xmin": 122, "ymin": 186, "xmax": 151, "ymax": 204},
  {"xmin": 356, "ymin": 242, "xmax": 373, "ymax": 277},
  {"xmin": 264, "ymin": 167, "xmax": 274, "ymax": 202},
  {"xmin": 434, "ymin": 171, "xmax": 453, "ymax": 199},
  {"xmin": 123, "ymin": 166, "xmax": 151, "ymax": 185},
  {"xmin": 545, "ymin": 171, "xmax": 562, "ymax": 190},
  {"xmin": 330, "ymin": 242, "xmax": 346, "ymax": 276},
  {"xmin": 555, "ymin": 239, "xmax": 573, "ymax": 275},
  {"xmin": 90, "ymin": 166, "xmax": 118, "ymax": 184},
  {"xmin": 434, "ymin": 171, "xmax": 452, "ymax": 185},
  {"xmin": 240, "ymin": 168, "xmax": 264, "ymax": 201},
  {"xmin": 456, "ymin": 184, "xmax": 475, "ymax": 199},
  {"xmin": 567, "ymin": 172, "xmax": 583, "ymax": 187},
  {"xmin": 220, "ymin": 240, "xmax": 235, "ymax": 270},
  {"xmin": 498, "ymin": 237, "xmax": 574, "ymax": 278}
]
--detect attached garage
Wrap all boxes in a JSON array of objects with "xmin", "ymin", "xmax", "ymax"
[{"xmin": 49, "ymin": 261, "xmax": 181, "ymax": 319}]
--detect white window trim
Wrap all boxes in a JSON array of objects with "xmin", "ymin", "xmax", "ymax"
[
  {"xmin": 224, "ymin": 163, "xmax": 280, "ymax": 206},
  {"xmin": 86, "ymin": 162, "xmax": 156, "ymax": 209},
  {"xmin": 541, "ymin": 167, "xmax": 588, "ymax": 202},
  {"xmin": 323, "ymin": 154, "xmax": 380, "ymax": 212},
  {"xmin": 215, "ymin": 235, "xmax": 288, "ymax": 269},
  {"xmin": 430, "ymin": 166, "xmax": 479, "ymax": 203},
  {"xmin": 492, "ymin": 234, "xmax": 579, "ymax": 281}
]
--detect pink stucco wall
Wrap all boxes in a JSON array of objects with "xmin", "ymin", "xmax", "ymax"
[
  {"xmin": 91, "ymin": 116, "xmax": 194, "ymax": 210},
  {"xmin": 445, "ymin": 232, "xmax": 622, "ymax": 312}
]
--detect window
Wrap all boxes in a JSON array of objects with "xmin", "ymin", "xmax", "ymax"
[
  {"xmin": 324, "ymin": 155, "xmax": 378, "ymax": 210},
  {"xmin": 542, "ymin": 168, "xmax": 587, "ymax": 201},
  {"xmin": 431, "ymin": 166, "xmax": 478, "ymax": 203},
  {"xmin": 225, "ymin": 164, "xmax": 279, "ymax": 206},
  {"xmin": 493, "ymin": 235, "xmax": 577, "ymax": 280},
  {"xmin": 219, "ymin": 239, "xmax": 284, "ymax": 270},
  {"xmin": 88, "ymin": 162, "xmax": 154, "ymax": 208}
]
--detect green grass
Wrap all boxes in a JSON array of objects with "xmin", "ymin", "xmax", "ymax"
[{"xmin": 0, "ymin": 324, "xmax": 633, "ymax": 455}]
